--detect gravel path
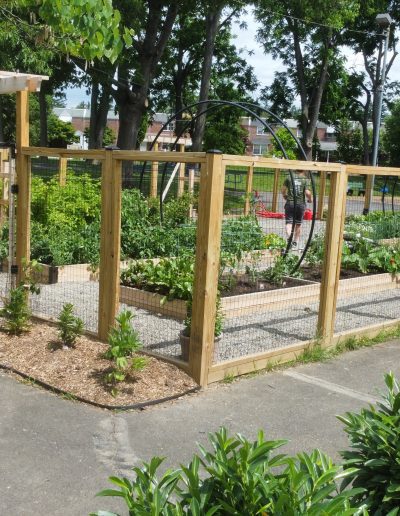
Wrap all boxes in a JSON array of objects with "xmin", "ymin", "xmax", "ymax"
[{"xmin": 1, "ymin": 273, "xmax": 398, "ymax": 365}]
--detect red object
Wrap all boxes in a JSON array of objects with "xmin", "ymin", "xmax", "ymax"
[
  {"xmin": 303, "ymin": 209, "xmax": 313, "ymax": 220},
  {"xmin": 256, "ymin": 210, "xmax": 285, "ymax": 219}
]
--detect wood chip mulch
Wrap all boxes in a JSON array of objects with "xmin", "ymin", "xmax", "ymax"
[{"xmin": 0, "ymin": 321, "xmax": 198, "ymax": 407}]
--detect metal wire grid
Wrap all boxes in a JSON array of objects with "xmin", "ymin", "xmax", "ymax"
[
  {"xmin": 29, "ymin": 157, "xmax": 101, "ymax": 331},
  {"xmin": 334, "ymin": 173, "xmax": 400, "ymax": 335}
]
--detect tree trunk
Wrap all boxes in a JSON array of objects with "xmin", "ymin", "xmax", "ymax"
[
  {"xmin": 89, "ymin": 81, "xmax": 112, "ymax": 149},
  {"xmin": 89, "ymin": 81, "xmax": 99, "ymax": 148},
  {"xmin": 39, "ymin": 87, "xmax": 48, "ymax": 146},
  {"xmin": 361, "ymin": 119, "xmax": 370, "ymax": 165},
  {"xmin": 191, "ymin": 7, "xmax": 223, "ymax": 151}
]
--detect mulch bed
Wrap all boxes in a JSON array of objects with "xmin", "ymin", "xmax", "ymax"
[{"xmin": 0, "ymin": 321, "xmax": 198, "ymax": 408}]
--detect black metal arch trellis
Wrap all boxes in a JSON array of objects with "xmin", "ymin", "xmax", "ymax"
[{"xmin": 139, "ymin": 100, "xmax": 317, "ymax": 271}]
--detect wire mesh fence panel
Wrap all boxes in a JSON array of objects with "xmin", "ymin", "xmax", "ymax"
[
  {"xmin": 213, "ymin": 167, "xmax": 321, "ymax": 365},
  {"xmin": 334, "ymin": 172, "xmax": 400, "ymax": 336},
  {"xmin": 29, "ymin": 156, "xmax": 102, "ymax": 332},
  {"xmin": 31, "ymin": 156, "xmax": 59, "ymax": 180},
  {"xmin": 119, "ymin": 158, "xmax": 199, "ymax": 361}
]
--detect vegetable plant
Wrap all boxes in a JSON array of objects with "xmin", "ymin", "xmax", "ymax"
[
  {"xmin": 57, "ymin": 303, "xmax": 83, "ymax": 348},
  {"xmin": 262, "ymin": 254, "xmax": 303, "ymax": 286},
  {"xmin": 264, "ymin": 232, "xmax": 286, "ymax": 250},
  {"xmin": 121, "ymin": 257, "xmax": 195, "ymax": 302}
]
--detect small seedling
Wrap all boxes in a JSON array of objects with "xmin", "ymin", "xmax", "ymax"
[
  {"xmin": 105, "ymin": 310, "xmax": 146, "ymax": 394},
  {"xmin": 57, "ymin": 303, "xmax": 83, "ymax": 348},
  {"xmin": 0, "ymin": 261, "xmax": 41, "ymax": 335}
]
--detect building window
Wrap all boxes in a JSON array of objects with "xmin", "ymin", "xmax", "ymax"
[
  {"xmin": 252, "ymin": 144, "xmax": 267, "ymax": 155},
  {"xmin": 256, "ymin": 126, "xmax": 265, "ymax": 135},
  {"xmin": 296, "ymin": 128, "xmax": 303, "ymax": 138},
  {"xmin": 163, "ymin": 122, "xmax": 174, "ymax": 131}
]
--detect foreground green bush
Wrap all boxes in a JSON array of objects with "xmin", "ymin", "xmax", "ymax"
[
  {"xmin": 93, "ymin": 373, "xmax": 400, "ymax": 515},
  {"xmin": 339, "ymin": 372, "xmax": 400, "ymax": 514},
  {"xmin": 92, "ymin": 428, "xmax": 360, "ymax": 515}
]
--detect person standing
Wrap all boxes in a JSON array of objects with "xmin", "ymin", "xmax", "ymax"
[{"xmin": 281, "ymin": 170, "xmax": 312, "ymax": 249}]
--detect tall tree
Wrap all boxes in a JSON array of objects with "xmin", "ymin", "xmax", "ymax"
[
  {"xmin": 341, "ymin": 0, "xmax": 399, "ymax": 165},
  {"xmin": 191, "ymin": 1, "xmax": 247, "ymax": 151},
  {"xmin": 151, "ymin": 7, "xmax": 257, "ymax": 145},
  {"xmin": 336, "ymin": 118, "xmax": 364, "ymax": 164},
  {"xmin": 0, "ymin": 2, "xmax": 76, "ymax": 144},
  {"xmin": 111, "ymin": 1, "xmax": 181, "ymax": 150},
  {"xmin": 259, "ymin": 72, "xmax": 296, "ymax": 119},
  {"xmin": 382, "ymin": 99, "xmax": 400, "ymax": 166},
  {"xmin": 255, "ymin": 0, "xmax": 360, "ymax": 160}
]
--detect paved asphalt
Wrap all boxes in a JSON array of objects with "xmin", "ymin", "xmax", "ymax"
[{"xmin": 1, "ymin": 339, "xmax": 399, "ymax": 515}]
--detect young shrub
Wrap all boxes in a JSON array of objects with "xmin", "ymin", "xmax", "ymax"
[
  {"xmin": 338, "ymin": 371, "xmax": 400, "ymax": 514},
  {"xmin": 57, "ymin": 303, "xmax": 83, "ymax": 348},
  {"xmin": 105, "ymin": 310, "xmax": 146, "ymax": 393},
  {"xmin": 92, "ymin": 427, "xmax": 360, "ymax": 515},
  {"xmin": 0, "ymin": 261, "xmax": 41, "ymax": 335},
  {"xmin": 0, "ymin": 286, "xmax": 32, "ymax": 335}
]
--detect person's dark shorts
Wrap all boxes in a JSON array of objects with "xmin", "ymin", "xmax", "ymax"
[{"xmin": 285, "ymin": 202, "xmax": 305, "ymax": 224}]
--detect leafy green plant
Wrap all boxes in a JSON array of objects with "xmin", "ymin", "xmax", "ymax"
[
  {"xmin": 263, "ymin": 254, "xmax": 303, "ymax": 286},
  {"xmin": 92, "ymin": 427, "xmax": 360, "ymax": 515},
  {"xmin": 305, "ymin": 233, "xmax": 325, "ymax": 267},
  {"xmin": 57, "ymin": 303, "xmax": 83, "ymax": 348},
  {"xmin": 163, "ymin": 192, "xmax": 194, "ymax": 227},
  {"xmin": 121, "ymin": 257, "xmax": 195, "ymax": 302},
  {"xmin": 0, "ymin": 261, "xmax": 41, "ymax": 335},
  {"xmin": 221, "ymin": 216, "xmax": 266, "ymax": 255},
  {"xmin": 264, "ymin": 232, "xmax": 287, "ymax": 250},
  {"xmin": 339, "ymin": 371, "xmax": 400, "ymax": 514},
  {"xmin": 105, "ymin": 310, "xmax": 146, "ymax": 393}
]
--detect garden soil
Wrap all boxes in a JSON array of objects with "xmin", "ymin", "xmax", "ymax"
[{"xmin": 0, "ymin": 321, "xmax": 197, "ymax": 406}]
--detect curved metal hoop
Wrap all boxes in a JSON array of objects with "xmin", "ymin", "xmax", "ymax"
[{"xmin": 140, "ymin": 99, "xmax": 316, "ymax": 271}]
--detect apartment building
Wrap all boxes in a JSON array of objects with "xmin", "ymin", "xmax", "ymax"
[{"xmin": 54, "ymin": 108, "xmax": 337, "ymax": 159}]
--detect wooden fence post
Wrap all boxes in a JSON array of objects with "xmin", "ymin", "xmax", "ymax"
[
  {"xmin": 150, "ymin": 142, "xmax": 159, "ymax": 198},
  {"xmin": 178, "ymin": 143, "xmax": 185, "ymax": 197},
  {"xmin": 317, "ymin": 165, "xmax": 348, "ymax": 346},
  {"xmin": 189, "ymin": 151, "xmax": 225, "ymax": 387},
  {"xmin": 364, "ymin": 175, "xmax": 373, "ymax": 212},
  {"xmin": 15, "ymin": 90, "xmax": 30, "ymax": 285},
  {"xmin": 59, "ymin": 156, "xmax": 67, "ymax": 186},
  {"xmin": 98, "ymin": 149, "xmax": 122, "ymax": 341},
  {"xmin": 271, "ymin": 168, "xmax": 280, "ymax": 212},
  {"xmin": 244, "ymin": 164, "xmax": 254, "ymax": 215},
  {"xmin": 317, "ymin": 171, "xmax": 327, "ymax": 219}
]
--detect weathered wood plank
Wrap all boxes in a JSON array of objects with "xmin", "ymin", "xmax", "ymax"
[
  {"xmin": 190, "ymin": 151, "xmax": 225, "ymax": 387},
  {"xmin": 98, "ymin": 152, "xmax": 122, "ymax": 341}
]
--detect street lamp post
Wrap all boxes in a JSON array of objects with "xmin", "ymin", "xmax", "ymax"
[{"xmin": 364, "ymin": 13, "xmax": 392, "ymax": 215}]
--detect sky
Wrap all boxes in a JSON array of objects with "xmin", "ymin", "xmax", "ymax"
[{"xmin": 65, "ymin": 10, "xmax": 400, "ymax": 108}]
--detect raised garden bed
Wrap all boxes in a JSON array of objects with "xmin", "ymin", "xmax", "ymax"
[
  {"xmin": 1, "ymin": 260, "xmax": 94, "ymax": 284},
  {"xmin": 120, "ymin": 271, "xmax": 400, "ymax": 320}
]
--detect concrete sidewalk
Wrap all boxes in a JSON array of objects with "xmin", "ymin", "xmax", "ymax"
[{"xmin": 1, "ymin": 339, "xmax": 399, "ymax": 516}]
